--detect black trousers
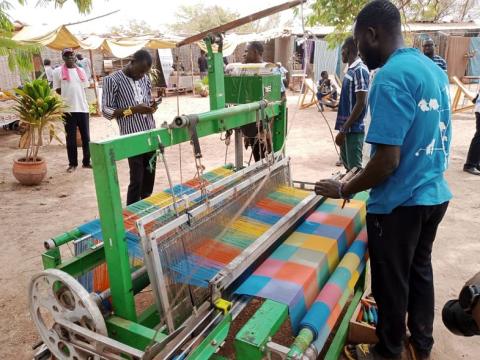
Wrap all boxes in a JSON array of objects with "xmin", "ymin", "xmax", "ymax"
[
  {"xmin": 246, "ymin": 137, "xmax": 267, "ymax": 162},
  {"xmin": 242, "ymin": 123, "xmax": 267, "ymax": 163},
  {"xmin": 367, "ymin": 202, "xmax": 449, "ymax": 358},
  {"xmin": 127, "ymin": 152, "xmax": 156, "ymax": 205},
  {"xmin": 64, "ymin": 112, "xmax": 90, "ymax": 167},
  {"xmin": 464, "ymin": 112, "xmax": 480, "ymax": 169}
]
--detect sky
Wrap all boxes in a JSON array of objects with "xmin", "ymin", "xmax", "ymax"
[{"xmin": 8, "ymin": 0, "xmax": 298, "ymax": 35}]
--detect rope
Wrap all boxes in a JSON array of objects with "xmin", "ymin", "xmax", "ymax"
[
  {"xmin": 316, "ymin": 103, "xmax": 340, "ymax": 156},
  {"xmin": 175, "ymin": 55, "xmax": 183, "ymax": 184}
]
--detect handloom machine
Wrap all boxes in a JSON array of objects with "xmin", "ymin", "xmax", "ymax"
[{"xmin": 29, "ymin": 2, "xmax": 369, "ymax": 359}]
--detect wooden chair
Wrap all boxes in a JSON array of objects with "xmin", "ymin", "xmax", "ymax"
[
  {"xmin": 451, "ymin": 76, "xmax": 476, "ymax": 113},
  {"xmin": 298, "ymin": 78, "xmax": 319, "ymax": 109}
]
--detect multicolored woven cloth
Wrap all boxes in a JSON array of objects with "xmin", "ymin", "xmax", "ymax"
[
  {"xmin": 301, "ymin": 230, "xmax": 368, "ymax": 345},
  {"xmin": 235, "ymin": 192, "xmax": 368, "ymax": 331},
  {"xmin": 169, "ymin": 185, "xmax": 312, "ymax": 287},
  {"xmin": 75, "ymin": 166, "xmax": 236, "ymax": 292}
]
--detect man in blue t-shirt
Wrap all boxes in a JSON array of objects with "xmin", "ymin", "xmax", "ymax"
[
  {"xmin": 315, "ymin": 1, "xmax": 451, "ymax": 359},
  {"xmin": 335, "ymin": 37, "xmax": 370, "ymax": 171}
]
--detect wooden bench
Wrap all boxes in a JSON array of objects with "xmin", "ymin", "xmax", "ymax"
[{"xmin": 164, "ymin": 87, "xmax": 187, "ymax": 96}]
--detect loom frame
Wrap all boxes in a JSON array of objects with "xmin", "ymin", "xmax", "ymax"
[{"xmin": 39, "ymin": 39, "xmax": 288, "ymax": 356}]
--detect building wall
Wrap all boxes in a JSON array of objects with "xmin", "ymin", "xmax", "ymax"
[
  {"xmin": 0, "ymin": 56, "xmax": 21, "ymax": 90},
  {"xmin": 263, "ymin": 40, "xmax": 275, "ymax": 63},
  {"xmin": 274, "ymin": 36, "xmax": 294, "ymax": 71}
]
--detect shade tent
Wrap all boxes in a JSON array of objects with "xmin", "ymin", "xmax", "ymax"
[
  {"xmin": 13, "ymin": 25, "xmax": 179, "ymax": 58},
  {"xmin": 12, "ymin": 25, "xmax": 82, "ymax": 50},
  {"xmin": 13, "ymin": 24, "xmax": 293, "ymax": 58}
]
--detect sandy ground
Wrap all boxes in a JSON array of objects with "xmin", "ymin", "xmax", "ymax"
[{"xmin": 0, "ymin": 93, "xmax": 479, "ymax": 359}]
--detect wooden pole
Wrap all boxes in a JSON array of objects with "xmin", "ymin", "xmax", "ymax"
[
  {"xmin": 190, "ymin": 44, "xmax": 195, "ymax": 95},
  {"xmin": 177, "ymin": 0, "xmax": 306, "ymax": 47},
  {"xmin": 89, "ymin": 50, "xmax": 100, "ymax": 115}
]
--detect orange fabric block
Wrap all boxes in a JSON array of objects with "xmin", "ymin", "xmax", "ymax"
[
  {"xmin": 256, "ymin": 198, "xmax": 293, "ymax": 216},
  {"xmin": 191, "ymin": 239, "xmax": 241, "ymax": 265},
  {"xmin": 275, "ymin": 261, "xmax": 316, "ymax": 286}
]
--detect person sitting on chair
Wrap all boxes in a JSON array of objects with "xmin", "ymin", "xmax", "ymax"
[{"xmin": 317, "ymin": 71, "xmax": 338, "ymax": 111}]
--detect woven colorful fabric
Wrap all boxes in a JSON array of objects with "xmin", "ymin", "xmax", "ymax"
[
  {"xmin": 74, "ymin": 166, "xmax": 235, "ymax": 292},
  {"xmin": 168, "ymin": 185, "xmax": 312, "ymax": 287},
  {"xmin": 235, "ymin": 193, "xmax": 368, "ymax": 331},
  {"xmin": 300, "ymin": 230, "xmax": 368, "ymax": 338}
]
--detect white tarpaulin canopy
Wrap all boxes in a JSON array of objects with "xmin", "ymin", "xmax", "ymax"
[
  {"xmin": 13, "ymin": 24, "xmax": 293, "ymax": 58},
  {"xmin": 13, "ymin": 25, "xmax": 179, "ymax": 58}
]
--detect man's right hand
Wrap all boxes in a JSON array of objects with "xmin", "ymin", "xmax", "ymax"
[{"xmin": 132, "ymin": 103, "xmax": 154, "ymax": 114}]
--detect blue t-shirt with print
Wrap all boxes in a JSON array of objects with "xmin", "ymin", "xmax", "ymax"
[
  {"xmin": 366, "ymin": 48, "xmax": 452, "ymax": 214},
  {"xmin": 335, "ymin": 58, "xmax": 370, "ymax": 133}
]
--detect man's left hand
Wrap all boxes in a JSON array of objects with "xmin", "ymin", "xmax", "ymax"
[
  {"xmin": 315, "ymin": 179, "xmax": 342, "ymax": 198},
  {"xmin": 335, "ymin": 132, "xmax": 346, "ymax": 147}
]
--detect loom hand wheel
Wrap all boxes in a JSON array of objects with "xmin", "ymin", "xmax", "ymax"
[{"xmin": 29, "ymin": 269, "xmax": 107, "ymax": 359}]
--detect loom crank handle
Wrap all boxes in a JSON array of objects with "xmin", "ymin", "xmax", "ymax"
[{"xmin": 173, "ymin": 114, "xmax": 203, "ymax": 159}]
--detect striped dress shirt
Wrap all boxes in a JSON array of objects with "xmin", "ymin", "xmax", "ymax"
[
  {"xmin": 102, "ymin": 70, "xmax": 156, "ymax": 135},
  {"xmin": 335, "ymin": 58, "xmax": 370, "ymax": 133},
  {"xmin": 431, "ymin": 55, "xmax": 447, "ymax": 72}
]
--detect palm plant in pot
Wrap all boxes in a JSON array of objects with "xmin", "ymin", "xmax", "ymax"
[{"xmin": 10, "ymin": 79, "xmax": 64, "ymax": 185}]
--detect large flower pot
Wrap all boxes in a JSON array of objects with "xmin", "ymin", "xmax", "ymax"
[{"xmin": 12, "ymin": 157, "xmax": 47, "ymax": 186}]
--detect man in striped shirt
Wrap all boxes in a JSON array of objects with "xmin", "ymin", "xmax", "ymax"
[
  {"xmin": 335, "ymin": 36, "xmax": 370, "ymax": 171},
  {"xmin": 102, "ymin": 49, "xmax": 159, "ymax": 205},
  {"xmin": 422, "ymin": 38, "xmax": 447, "ymax": 72}
]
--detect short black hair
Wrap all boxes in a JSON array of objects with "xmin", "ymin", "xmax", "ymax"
[
  {"xmin": 342, "ymin": 36, "xmax": 358, "ymax": 54},
  {"xmin": 320, "ymin": 70, "xmax": 328, "ymax": 77},
  {"xmin": 43, "ymin": 59, "xmax": 51, "ymax": 66},
  {"xmin": 132, "ymin": 49, "xmax": 153, "ymax": 66},
  {"xmin": 248, "ymin": 41, "xmax": 264, "ymax": 55},
  {"xmin": 422, "ymin": 38, "xmax": 434, "ymax": 45},
  {"xmin": 355, "ymin": 0, "xmax": 401, "ymax": 33}
]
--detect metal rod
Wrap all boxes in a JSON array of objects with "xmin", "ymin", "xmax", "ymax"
[
  {"xmin": 89, "ymin": 49, "xmax": 101, "ymax": 115},
  {"xmin": 96, "ymin": 267, "xmax": 148, "ymax": 302},
  {"xmin": 195, "ymin": 100, "xmax": 279, "ymax": 123},
  {"xmin": 234, "ymin": 129, "xmax": 243, "ymax": 170},
  {"xmin": 44, "ymin": 229, "xmax": 84, "ymax": 249}
]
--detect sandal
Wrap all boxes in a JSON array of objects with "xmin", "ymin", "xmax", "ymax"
[
  {"xmin": 343, "ymin": 344, "xmax": 379, "ymax": 360},
  {"xmin": 407, "ymin": 340, "xmax": 431, "ymax": 360},
  {"xmin": 343, "ymin": 344, "xmax": 406, "ymax": 360}
]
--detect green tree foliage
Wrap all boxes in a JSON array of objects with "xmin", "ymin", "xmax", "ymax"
[
  {"xmin": 308, "ymin": 0, "xmax": 476, "ymax": 47},
  {"xmin": 170, "ymin": 3, "xmax": 283, "ymax": 36},
  {"xmin": 1, "ymin": 0, "xmax": 93, "ymax": 74},
  {"xmin": 110, "ymin": 19, "xmax": 158, "ymax": 37}
]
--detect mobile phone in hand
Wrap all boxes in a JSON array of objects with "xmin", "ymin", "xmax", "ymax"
[{"xmin": 152, "ymin": 97, "xmax": 162, "ymax": 107}]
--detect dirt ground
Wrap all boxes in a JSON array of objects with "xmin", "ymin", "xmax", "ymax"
[{"xmin": 0, "ymin": 93, "xmax": 479, "ymax": 359}]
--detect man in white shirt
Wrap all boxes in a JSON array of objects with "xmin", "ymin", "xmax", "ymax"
[
  {"xmin": 53, "ymin": 48, "xmax": 91, "ymax": 172},
  {"xmin": 43, "ymin": 59, "xmax": 53, "ymax": 87}
]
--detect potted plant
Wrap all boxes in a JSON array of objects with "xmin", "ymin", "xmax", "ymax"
[
  {"xmin": 194, "ymin": 76, "xmax": 209, "ymax": 97},
  {"xmin": 10, "ymin": 79, "xmax": 64, "ymax": 185}
]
